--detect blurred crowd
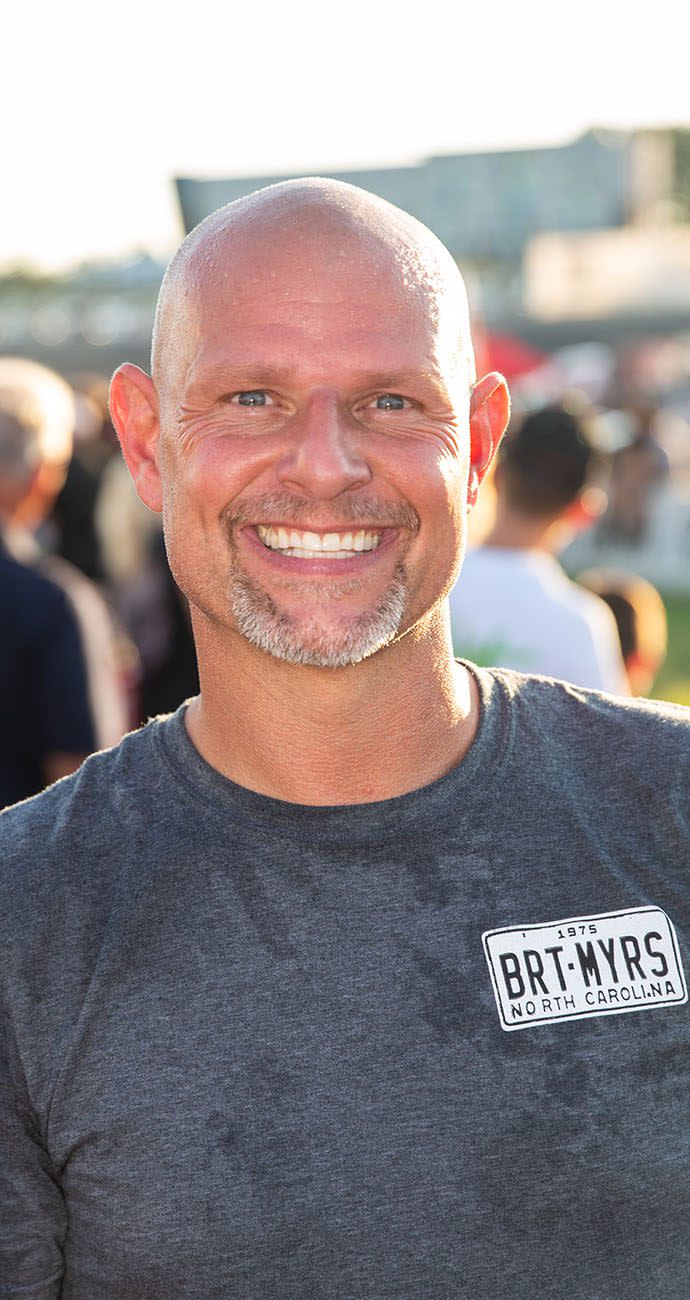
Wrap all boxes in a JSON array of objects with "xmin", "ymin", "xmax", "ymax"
[
  {"xmin": 450, "ymin": 399, "xmax": 670, "ymax": 695},
  {"xmin": 0, "ymin": 359, "xmax": 198, "ymax": 809},
  {"xmin": 0, "ymin": 348, "xmax": 686, "ymax": 809}
]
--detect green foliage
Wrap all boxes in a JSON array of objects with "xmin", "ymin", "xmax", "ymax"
[{"xmin": 671, "ymin": 129, "xmax": 690, "ymax": 221}]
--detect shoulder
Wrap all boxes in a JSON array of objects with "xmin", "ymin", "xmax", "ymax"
[
  {"xmin": 556, "ymin": 573, "xmax": 616, "ymax": 628},
  {"xmin": 0, "ymin": 715, "xmax": 184, "ymax": 1057},
  {"xmin": 491, "ymin": 664, "xmax": 688, "ymax": 733},
  {"xmin": 37, "ymin": 552, "xmax": 110, "ymax": 624},
  {"xmin": 485, "ymin": 666, "xmax": 690, "ymax": 795},
  {"xmin": 0, "ymin": 555, "xmax": 83, "ymax": 661},
  {"xmin": 0, "ymin": 545, "xmax": 70, "ymax": 612},
  {"xmin": 0, "ymin": 716, "xmax": 175, "ymax": 1107},
  {"xmin": 0, "ymin": 718, "xmax": 170, "ymax": 922},
  {"xmin": 545, "ymin": 579, "xmax": 627, "ymax": 681}
]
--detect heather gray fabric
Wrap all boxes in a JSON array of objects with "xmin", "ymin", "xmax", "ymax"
[{"xmin": 1, "ymin": 664, "xmax": 690, "ymax": 1299}]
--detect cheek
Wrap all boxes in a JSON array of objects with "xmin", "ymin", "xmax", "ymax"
[
  {"xmin": 395, "ymin": 445, "xmax": 468, "ymax": 597},
  {"xmin": 162, "ymin": 431, "xmax": 275, "ymax": 513},
  {"xmin": 410, "ymin": 437, "xmax": 470, "ymax": 522},
  {"xmin": 158, "ymin": 442, "xmax": 230, "ymax": 588},
  {"xmin": 424, "ymin": 448, "xmax": 471, "ymax": 576}
]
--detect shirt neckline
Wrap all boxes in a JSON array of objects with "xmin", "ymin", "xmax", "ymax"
[{"xmin": 152, "ymin": 661, "xmax": 514, "ymax": 849}]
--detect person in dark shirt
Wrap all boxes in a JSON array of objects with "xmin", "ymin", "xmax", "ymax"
[
  {"xmin": 0, "ymin": 540, "xmax": 95, "ymax": 807},
  {"xmin": 0, "ymin": 367, "xmax": 96, "ymax": 807}
]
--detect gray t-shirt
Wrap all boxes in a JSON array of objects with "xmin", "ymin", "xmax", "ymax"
[{"xmin": 2, "ymin": 665, "xmax": 690, "ymax": 1299}]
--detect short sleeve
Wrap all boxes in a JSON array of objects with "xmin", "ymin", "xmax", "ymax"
[{"xmin": 0, "ymin": 1018, "xmax": 65, "ymax": 1296}]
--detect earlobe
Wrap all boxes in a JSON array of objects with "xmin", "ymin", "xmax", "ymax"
[
  {"xmin": 109, "ymin": 364, "xmax": 163, "ymax": 513},
  {"xmin": 467, "ymin": 371, "xmax": 510, "ymax": 509}
]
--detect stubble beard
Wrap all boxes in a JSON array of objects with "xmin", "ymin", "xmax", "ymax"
[
  {"xmin": 220, "ymin": 492, "xmax": 418, "ymax": 668},
  {"xmin": 229, "ymin": 562, "xmax": 409, "ymax": 668}
]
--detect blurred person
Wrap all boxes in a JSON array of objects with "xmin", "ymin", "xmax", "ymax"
[
  {"xmin": 0, "ymin": 359, "xmax": 133, "ymax": 748},
  {"xmin": 48, "ymin": 385, "xmax": 109, "ymax": 582},
  {"xmin": 50, "ymin": 375, "xmax": 133, "ymax": 585},
  {"xmin": 600, "ymin": 398, "xmax": 669, "ymax": 544},
  {"xmin": 450, "ymin": 403, "xmax": 629, "ymax": 692},
  {"xmin": 96, "ymin": 455, "xmax": 199, "ymax": 719},
  {"xmin": 577, "ymin": 568, "xmax": 668, "ymax": 696},
  {"xmin": 2, "ymin": 182, "xmax": 690, "ymax": 1299},
  {"xmin": 0, "ymin": 370, "xmax": 95, "ymax": 807}
]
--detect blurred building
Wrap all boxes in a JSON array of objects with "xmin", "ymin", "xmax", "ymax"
[
  {"xmin": 3, "ymin": 125, "xmax": 690, "ymax": 373},
  {"xmin": 0, "ymin": 255, "xmax": 163, "ymax": 377},
  {"xmin": 176, "ymin": 127, "xmax": 690, "ymax": 330}
]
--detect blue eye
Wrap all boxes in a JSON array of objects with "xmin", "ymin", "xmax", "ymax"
[
  {"xmin": 375, "ymin": 394, "xmax": 406, "ymax": 410},
  {"xmin": 234, "ymin": 390, "xmax": 269, "ymax": 406}
]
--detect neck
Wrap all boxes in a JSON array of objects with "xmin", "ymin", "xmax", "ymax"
[
  {"xmin": 484, "ymin": 502, "xmax": 562, "ymax": 553},
  {"xmin": 185, "ymin": 606, "xmax": 479, "ymax": 806}
]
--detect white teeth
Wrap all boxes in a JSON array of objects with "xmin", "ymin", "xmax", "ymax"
[
  {"xmin": 285, "ymin": 548, "xmax": 358, "ymax": 559},
  {"xmin": 255, "ymin": 525, "xmax": 381, "ymax": 556}
]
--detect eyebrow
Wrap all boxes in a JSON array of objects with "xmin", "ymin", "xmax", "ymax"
[
  {"xmin": 186, "ymin": 363, "xmax": 451, "ymax": 398},
  {"xmin": 347, "ymin": 369, "xmax": 449, "ymax": 394}
]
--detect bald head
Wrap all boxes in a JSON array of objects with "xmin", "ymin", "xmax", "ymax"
[
  {"xmin": 110, "ymin": 177, "xmax": 510, "ymax": 674},
  {"xmin": 151, "ymin": 178, "xmax": 474, "ymax": 401}
]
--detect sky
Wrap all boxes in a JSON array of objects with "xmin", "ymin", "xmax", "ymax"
[{"xmin": 5, "ymin": 0, "xmax": 690, "ymax": 270}]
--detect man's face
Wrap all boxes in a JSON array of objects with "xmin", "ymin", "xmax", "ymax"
[{"xmin": 156, "ymin": 225, "xmax": 474, "ymax": 668}]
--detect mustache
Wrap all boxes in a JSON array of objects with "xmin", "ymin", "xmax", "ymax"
[{"xmin": 223, "ymin": 493, "xmax": 420, "ymax": 532}]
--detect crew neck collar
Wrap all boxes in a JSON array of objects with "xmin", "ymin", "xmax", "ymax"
[{"xmin": 153, "ymin": 662, "xmax": 513, "ymax": 849}]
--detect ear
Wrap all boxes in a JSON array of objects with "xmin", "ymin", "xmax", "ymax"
[
  {"xmin": 467, "ymin": 371, "xmax": 510, "ymax": 510},
  {"xmin": 109, "ymin": 363, "xmax": 163, "ymax": 513}
]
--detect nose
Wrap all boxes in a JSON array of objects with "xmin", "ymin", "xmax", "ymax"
[{"xmin": 276, "ymin": 391, "xmax": 372, "ymax": 499}]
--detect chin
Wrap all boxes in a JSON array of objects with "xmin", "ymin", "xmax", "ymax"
[{"xmin": 230, "ymin": 566, "xmax": 408, "ymax": 668}]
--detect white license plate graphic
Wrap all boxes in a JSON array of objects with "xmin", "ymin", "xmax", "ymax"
[{"xmin": 483, "ymin": 906, "xmax": 687, "ymax": 1031}]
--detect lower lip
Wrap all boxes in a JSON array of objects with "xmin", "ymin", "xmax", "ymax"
[{"xmin": 239, "ymin": 526, "xmax": 400, "ymax": 575}]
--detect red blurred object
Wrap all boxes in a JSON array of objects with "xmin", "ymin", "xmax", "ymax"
[{"xmin": 484, "ymin": 332, "xmax": 549, "ymax": 380}]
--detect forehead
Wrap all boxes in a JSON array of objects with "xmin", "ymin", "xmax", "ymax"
[
  {"xmin": 203, "ymin": 221, "xmax": 436, "ymax": 312},
  {"xmin": 179, "ymin": 224, "xmax": 460, "ymax": 385}
]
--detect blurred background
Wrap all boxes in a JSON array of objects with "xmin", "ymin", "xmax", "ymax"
[{"xmin": 3, "ymin": 0, "xmax": 690, "ymax": 801}]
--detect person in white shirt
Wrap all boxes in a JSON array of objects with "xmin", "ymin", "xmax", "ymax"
[{"xmin": 450, "ymin": 404, "xmax": 629, "ymax": 693}]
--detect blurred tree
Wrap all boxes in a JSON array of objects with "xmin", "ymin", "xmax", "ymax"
[{"xmin": 671, "ymin": 128, "xmax": 690, "ymax": 220}]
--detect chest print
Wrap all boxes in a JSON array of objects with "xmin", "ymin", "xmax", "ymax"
[{"xmin": 483, "ymin": 906, "xmax": 687, "ymax": 1031}]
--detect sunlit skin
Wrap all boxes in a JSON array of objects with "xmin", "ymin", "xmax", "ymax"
[{"xmin": 110, "ymin": 182, "xmax": 510, "ymax": 804}]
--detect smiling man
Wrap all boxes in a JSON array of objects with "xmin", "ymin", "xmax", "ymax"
[
  {"xmin": 113, "ymin": 182, "xmax": 504, "ymax": 802},
  {"xmin": 2, "ymin": 180, "xmax": 690, "ymax": 1300}
]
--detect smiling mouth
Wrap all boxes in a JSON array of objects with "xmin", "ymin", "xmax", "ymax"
[{"xmin": 255, "ymin": 525, "xmax": 383, "ymax": 559}]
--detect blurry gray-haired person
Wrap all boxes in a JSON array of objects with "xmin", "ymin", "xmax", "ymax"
[
  {"xmin": 0, "ymin": 361, "xmax": 95, "ymax": 805},
  {"xmin": 0, "ymin": 358, "xmax": 130, "ymax": 756}
]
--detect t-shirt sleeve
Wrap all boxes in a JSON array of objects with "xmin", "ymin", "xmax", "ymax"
[
  {"xmin": 0, "ymin": 1019, "xmax": 66, "ymax": 1296},
  {"xmin": 29, "ymin": 587, "xmax": 97, "ymax": 758}
]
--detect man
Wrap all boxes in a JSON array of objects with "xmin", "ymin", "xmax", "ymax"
[
  {"xmin": 577, "ymin": 568, "xmax": 668, "ymax": 697},
  {"xmin": 449, "ymin": 403, "xmax": 629, "ymax": 691},
  {"xmin": 0, "ymin": 364, "xmax": 96, "ymax": 806},
  {"xmin": 1, "ymin": 181, "xmax": 689, "ymax": 1299},
  {"xmin": 601, "ymin": 398, "xmax": 669, "ymax": 545},
  {"xmin": 0, "ymin": 357, "xmax": 131, "ymax": 753}
]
